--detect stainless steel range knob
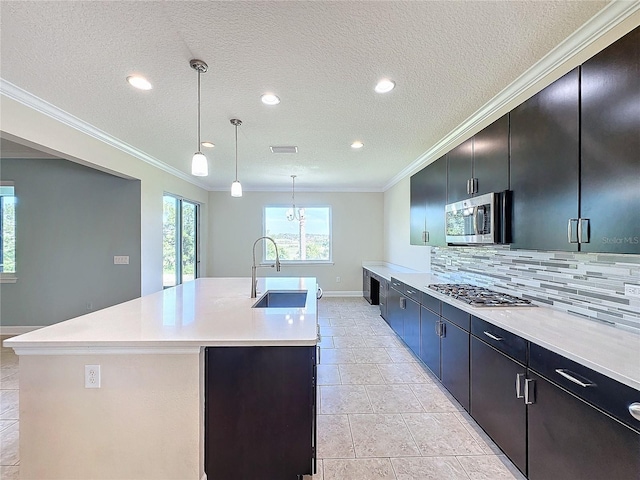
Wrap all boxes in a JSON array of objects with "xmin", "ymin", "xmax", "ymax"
[{"xmin": 629, "ymin": 402, "xmax": 640, "ymax": 421}]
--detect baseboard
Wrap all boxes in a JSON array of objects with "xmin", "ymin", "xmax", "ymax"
[
  {"xmin": 0, "ymin": 325, "xmax": 42, "ymax": 336},
  {"xmin": 322, "ymin": 290, "xmax": 361, "ymax": 297}
]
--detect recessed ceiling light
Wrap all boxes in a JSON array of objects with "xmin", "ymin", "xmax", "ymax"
[
  {"xmin": 201, "ymin": 141, "xmax": 215, "ymax": 148},
  {"xmin": 374, "ymin": 79, "xmax": 395, "ymax": 94},
  {"xmin": 261, "ymin": 93, "xmax": 280, "ymax": 105},
  {"xmin": 126, "ymin": 75, "xmax": 152, "ymax": 90},
  {"xmin": 351, "ymin": 141, "xmax": 364, "ymax": 149}
]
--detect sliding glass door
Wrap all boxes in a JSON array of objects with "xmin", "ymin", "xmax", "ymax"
[{"xmin": 163, "ymin": 194, "xmax": 200, "ymax": 288}]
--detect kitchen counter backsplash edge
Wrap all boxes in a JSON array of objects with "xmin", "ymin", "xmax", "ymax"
[
  {"xmin": 430, "ymin": 245, "xmax": 640, "ymax": 332},
  {"xmin": 389, "ymin": 271, "xmax": 640, "ymax": 391}
]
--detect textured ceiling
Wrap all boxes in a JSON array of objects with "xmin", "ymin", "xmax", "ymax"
[{"xmin": 0, "ymin": 1, "xmax": 610, "ymax": 191}]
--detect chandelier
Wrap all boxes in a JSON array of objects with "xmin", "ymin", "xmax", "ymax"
[{"xmin": 286, "ymin": 175, "xmax": 305, "ymax": 221}]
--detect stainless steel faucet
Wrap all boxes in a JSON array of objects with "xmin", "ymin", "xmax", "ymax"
[{"xmin": 251, "ymin": 236, "xmax": 281, "ymax": 298}]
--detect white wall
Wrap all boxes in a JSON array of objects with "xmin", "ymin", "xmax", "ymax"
[
  {"xmin": 0, "ymin": 96, "xmax": 209, "ymax": 295},
  {"xmin": 208, "ymin": 190, "xmax": 383, "ymax": 294},
  {"xmin": 383, "ymin": 176, "xmax": 431, "ymax": 272}
]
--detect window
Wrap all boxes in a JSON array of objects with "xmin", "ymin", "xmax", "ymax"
[
  {"xmin": 0, "ymin": 182, "xmax": 16, "ymax": 281},
  {"xmin": 163, "ymin": 194, "xmax": 200, "ymax": 288},
  {"xmin": 264, "ymin": 206, "xmax": 331, "ymax": 263}
]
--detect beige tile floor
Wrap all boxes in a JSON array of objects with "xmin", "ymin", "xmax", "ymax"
[
  {"xmin": 0, "ymin": 335, "xmax": 19, "ymax": 480},
  {"xmin": 0, "ymin": 298, "xmax": 527, "ymax": 480},
  {"xmin": 308, "ymin": 297, "xmax": 527, "ymax": 480}
]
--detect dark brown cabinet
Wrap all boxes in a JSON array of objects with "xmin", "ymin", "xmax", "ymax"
[
  {"xmin": 447, "ymin": 115, "xmax": 509, "ymax": 204},
  {"xmin": 420, "ymin": 304, "xmax": 441, "ymax": 378},
  {"xmin": 205, "ymin": 346, "xmax": 316, "ymax": 479},
  {"xmin": 470, "ymin": 334, "xmax": 527, "ymax": 474},
  {"xmin": 410, "ymin": 156, "xmax": 447, "ymax": 246},
  {"xmin": 402, "ymin": 296, "xmax": 421, "ymax": 356},
  {"xmin": 510, "ymin": 68, "xmax": 580, "ymax": 251},
  {"xmin": 527, "ymin": 371, "xmax": 640, "ymax": 480},
  {"xmin": 580, "ymin": 26, "xmax": 640, "ymax": 254},
  {"xmin": 447, "ymin": 138, "xmax": 473, "ymax": 203},
  {"xmin": 440, "ymin": 304, "xmax": 470, "ymax": 411}
]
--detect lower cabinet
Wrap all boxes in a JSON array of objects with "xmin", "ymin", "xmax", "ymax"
[
  {"xmin": 470, "ymin": 336, "xmax": 527, "ymax": 473},
  {"xmin": 420, "ymin": 306, "xmax": 441, "ymax": 378},
  {"xmin": 402, "ymin": 296, "xmax": 420, "ymax": 356},
  {"xmin": 205, "ymin": 346, "xmax": 316, "ymax": 479},
  {"xmin": 363, "ymin": 269, "xmax": 371, "ymax": 303},
  {"xmin": 379, "ymin": 279, "xmax": 388, "ymax": 320},
  {"xmin": 387, "ymin": 284, "xmax": 403, "ymax": 336},
  {"xmin": 440, "ymin": 319, "xmax": 470, "ymax": 411},
  {"xmin": 527, "ymin": 371, "xmax": 640, "ymax": 480}
]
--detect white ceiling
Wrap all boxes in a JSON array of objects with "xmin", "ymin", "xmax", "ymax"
[{"xmin": 0, "ymin": 1, "xmax": 611, "ymax": 191}]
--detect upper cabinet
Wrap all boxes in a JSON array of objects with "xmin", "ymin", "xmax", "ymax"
[
  {"xmin": 446, "ymin": 139, "xmax": 473, "ymax": 203},
  {"xmin": 410, "ymin": 155, "xmax": 447, "ymax": 246},
  {"xmin": 580, "ymin": 26, "xmax": 640, "ymax": 254},
  {"xmin": 447, "ymin": 115, "xmax": 510, "ymax": 203},
  {"xmin": 510, "ymin": 68, "xmax": 580, "ymax": 252},
  {"xmin": 473, "ymin": 114, "xmax": 510, "ymax": 197}
]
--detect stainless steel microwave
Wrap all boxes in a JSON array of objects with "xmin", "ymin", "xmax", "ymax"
[{"xmin": 445, "ymin": 192, "xmax": 506, "ymax": 244}]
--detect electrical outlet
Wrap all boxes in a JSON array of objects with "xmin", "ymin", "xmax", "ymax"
[
  {"xmin": 86, "ymin": 302, "xmax": 93, "ymax": 311},
  {"xmin": 114, "ymin": 255, "xmax": 129, "ymax": 265},
  {"xmin": 336, "ymin": 276, "xmax": 341, "ymax": 283},
  {"xmin": 625, "ymin": 284, "xmax": 640, "ymax": 298},
  {"xmin": 85, "ymin": 365, "xmax": 101, "ymax": 388},
  {"xmin": 446, "ymin": 259, "xmax": 453, "ymax": 266}
]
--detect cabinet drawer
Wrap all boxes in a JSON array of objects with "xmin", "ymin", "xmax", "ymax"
[
  {"xmin": 403, "ymin": 284, "xmax": 421, "ymax": 303},
  {"xmin": 390, "ymin": 278, "xmax": 403, "ymax": 292},
  {"xmin": 471, "ymin": 317, "xmax": 527, "ymax": 365},
  {"xmin": 530, "ymin": 343, "xmax": 640, "ymax": 432},
  {"xmin": 421, "ymin": 291, "xmax": 441, "ymax": 315},
  {"xmin": 441, "ymin": 303, "xmax": 470, "ymax": 331}
]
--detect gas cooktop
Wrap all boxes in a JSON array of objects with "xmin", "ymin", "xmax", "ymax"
[{"xmin": 428, "ymin": 284, "xmax": 535, "ymax": 307}]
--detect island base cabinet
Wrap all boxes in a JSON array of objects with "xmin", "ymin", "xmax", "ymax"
[
  {"xmin": 205, "ymin": 346, "xmax": 316, "ymax": 480},
  {"xmin": 420, "ymin": 306, "xmax": 440, "ymax": 378},
  {"xmin": 470, "ymin": 337, "xmax": 526, "ymax": 474},
  {"xmin": 527, "ymin": 371, "xmax": 640, "ymax": 480}
]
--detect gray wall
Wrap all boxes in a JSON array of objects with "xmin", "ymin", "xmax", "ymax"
[{"xmin": 0, "ymin": 158, "xmax": 141, "ymax": 327}]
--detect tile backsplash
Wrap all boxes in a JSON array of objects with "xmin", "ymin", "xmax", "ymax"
[{"xmin": 431, "ymin": 246, "xmax": 640, "ymax": 331}]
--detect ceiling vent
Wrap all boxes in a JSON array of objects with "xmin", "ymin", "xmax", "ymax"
[{"xmin": 270, "ymin": 146, "xmax": 298, "ymax": 154}]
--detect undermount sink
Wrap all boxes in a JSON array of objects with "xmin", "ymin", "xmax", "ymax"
[{"xmin": 252, "ymin": 290, "xmax": 308, "ymax": 308}]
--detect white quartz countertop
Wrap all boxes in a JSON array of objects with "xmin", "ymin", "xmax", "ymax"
[
  {"xmin": 4, "ymin": 277, "xmax": 319, "ymax": 354},
  {"xmin": 362, "ymin": 262, "xmax": 419, "ymax": 281},
  {"xmin": 390, "ymin": 272, "xmax": 640, "ymax": 391}
]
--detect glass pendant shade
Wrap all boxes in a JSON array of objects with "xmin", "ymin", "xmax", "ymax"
[
  {"xmin": 231, "ymin": 180, "xmax": 243, "ymax": 197},
  {"xmin": 191, "ymin": 152, "xmax": 208, "ymax": 176}
]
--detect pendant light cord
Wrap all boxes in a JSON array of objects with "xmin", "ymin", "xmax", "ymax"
[
  {"xmin": 197, "ymin": 70, "xmax": 201, "ymax": 151},
  {"xmin": 235, "ymin": 123, "xmax": 239, "ymax": 181}
]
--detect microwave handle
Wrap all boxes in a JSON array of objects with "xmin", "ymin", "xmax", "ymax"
[{"xmin": 473, "ymin": 206, "xmax": 485, "ymax": 234}]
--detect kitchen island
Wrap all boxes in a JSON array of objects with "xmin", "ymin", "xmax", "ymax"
[{"xmin": 4, "ymin": 277, "xmax": 319, "ymax": 480}]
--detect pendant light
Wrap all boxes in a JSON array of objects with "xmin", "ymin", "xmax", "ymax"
[
  {"xmin": 190, "ymin": 59, "xmax": 209, "ymax": 176},
  {"xmin": 286, "ymin": 175, "xmax": 305, "ymax": 221},
  {"xmin": 230, "ymin": 118, "xmax": 243, "ymax": 197}
]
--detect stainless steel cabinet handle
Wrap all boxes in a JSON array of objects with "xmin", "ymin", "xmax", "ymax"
[
  {"xmin": 555, "ymin": 369, "xmax": 595, "ymax": 388},
  {"xmin": 435, "ymin": 320, "xmax": 440, "ymax": 335},
  {"xmin": 524, "ymin": 378, "xmax": 535, "ymax": 405},
  {"xmin": 466, "ymin": 179, "xmax": 471, "ymax": 194},
  {"xmin": 515, "ymin": 373, "xmax": 525, "ymax": 399},
  {"xmin": 567, "ymin": 218, "xmax": 579, "ymax": 243},
  {"xmin": 440, "ymin": 321, "xmax": 446, "ymax": 337},
  {"xmin": 578, "ymin": 218, "xmax": 590, "ymax": 244},
  {"xmin": 317, "ymin": 287, "xmax": 323, "ymax": 299},
  {"xmin": 629, "ymin": 403, "xmax": 640, "ymax": 421},
  {"xmin": 473, "ymin": 178, "xmax": 478, "ymax": 194},
  {"xmin": 406, "ymin": 289, "xmax": 415, "ymax": 295},
  {"xmin": 484, "ymin": 331, "xmax": 503, "ymax": 341},
  {"xmin": 317, "ymin": 345, "xmax": 321, "ymax": 365},
  {"xmin": 400, "ymin": 297, "xmax": 406, "ymax": 309}
]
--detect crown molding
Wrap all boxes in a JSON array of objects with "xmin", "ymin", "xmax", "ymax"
[
  {"xmin": 383, "ymin": 0, "xmax": 640, "ymax": 191},
  {"xmin": 0, "ymin": 79, "xmax": 210, "ymax": 190}
]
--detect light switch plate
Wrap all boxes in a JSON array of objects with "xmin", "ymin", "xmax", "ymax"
[{"xmin": 114, "ymin": 255, "xmax": 129, "ymax": 265}]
